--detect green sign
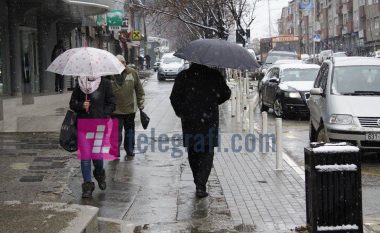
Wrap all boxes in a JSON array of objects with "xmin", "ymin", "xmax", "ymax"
[
  {"xmin": 96, "ymin": 14, "xmax": 106, "ymax": 26},
  {"xmin": 107, "ymin": 10, "xmax": 124, "ymax": 26}
]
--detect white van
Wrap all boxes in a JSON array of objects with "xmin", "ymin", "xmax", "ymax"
[{"xmin": 309, "ymin": 57, "xmax": 380, "ymax": 151}]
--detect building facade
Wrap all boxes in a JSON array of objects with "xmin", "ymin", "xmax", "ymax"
[
  {"xmin": 278, "ymin": 0, "xmax": 380, "ymax": 56},
  {"xmin": 0, "ymin": 0, "xmax": 118, "ymax": 96}
]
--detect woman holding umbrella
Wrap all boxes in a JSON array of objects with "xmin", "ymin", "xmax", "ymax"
[{"xmin": 70, "ymin": 76, "xmax": 115, "ymax": 198}]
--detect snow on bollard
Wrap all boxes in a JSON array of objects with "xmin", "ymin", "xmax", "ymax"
[{"xmin": 275, "ymin": 118, "xmax": 283, "ymax": 170}]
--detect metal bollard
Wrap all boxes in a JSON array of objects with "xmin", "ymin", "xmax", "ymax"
[
  {"xmin": 262, "ymin": 111, "xmax": 267, "ymax": 135},
  {"xmin": 236, "ymin": 85, "xmax": 241, "ymax": 123},
  {"xmin": 275, "ymin": 118, "xmax": 283, "ymax": 170},
  {"xmin": 231, "ymin": 85, "xmax": 236, "ymax": 117},
  {"xmin": 242, "ymin": 93, "xmax": 248, "ymax": 131},
  {"xmin": 249, "ymin": 97, "xmax": 255, "ymax": 134}
]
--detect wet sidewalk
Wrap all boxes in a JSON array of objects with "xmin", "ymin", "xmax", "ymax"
[{"xmin": 214, "ymin": 102, "xmax": 306, "ymax": 232}]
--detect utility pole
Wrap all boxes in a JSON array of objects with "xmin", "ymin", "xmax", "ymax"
[
  {"xmin": 268, "ymin": 0, "xmax": 272, "ymax": 37},
  {"xmin": 312, "ymin": 0, "xmax": 316, "ymax": 63}
]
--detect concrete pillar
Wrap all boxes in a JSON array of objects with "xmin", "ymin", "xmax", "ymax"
[
  {"xmin": 37, "ymin": 16, "xmax": 51, "ymax": 93},
  {"xmin": 8, "ymin": 1, "xmax": 22, "ymax": 96}
]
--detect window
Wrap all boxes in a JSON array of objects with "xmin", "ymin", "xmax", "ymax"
[{"xmin": 314, "ymin": 64, "xmax": 327, "ymax": 88}]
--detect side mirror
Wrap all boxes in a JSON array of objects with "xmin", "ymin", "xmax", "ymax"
[
  {"xmin": 310, "ymin": 87, "xmax": 323, "ymax": 96},
  {"xmin": 269, "ymin": 77, "xmax": 279, "ymax": 83}
]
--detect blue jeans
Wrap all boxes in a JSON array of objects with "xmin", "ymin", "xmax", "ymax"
[{"xmin": 81, "ymin": 160, "xmax": 104, "ymax": 182}]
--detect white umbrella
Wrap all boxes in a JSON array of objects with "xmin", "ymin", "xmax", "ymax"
[{"xmin": 47, "ymin": 47, "xmax": 125, "ymax": 76}]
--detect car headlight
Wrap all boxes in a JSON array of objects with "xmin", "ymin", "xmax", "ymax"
[
  {"xmin": 329, "ymin": 114, "xmax": 353, "ymax": 125},
  {"xmin": 284, "ymin": 92, "xmax": 301, "ymax": 98}
]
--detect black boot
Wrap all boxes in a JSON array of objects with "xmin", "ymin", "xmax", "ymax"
[
  {"xmin": 93, "ymin": 169, "xmax": 106, "ymax": 190},
  {"xmin": 196, "ymin": 185, "xmax": 209, "ymax": 198},
  {"xmin": 82, "ymin": 182, "xmax": 95, "ymax": 198}
]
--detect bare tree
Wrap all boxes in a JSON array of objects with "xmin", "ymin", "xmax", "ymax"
[{"xmin": 133, "ymin": 0, "xmax": 258, "ymax": 46}]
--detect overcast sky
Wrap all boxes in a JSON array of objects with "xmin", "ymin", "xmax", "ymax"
[{"xmin": 250, "ymin": 0, "xmax": 289, "ymax": 39}]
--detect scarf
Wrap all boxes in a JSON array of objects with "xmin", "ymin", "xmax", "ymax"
[{"xmin": 78, "ymin": 76, "xmax": 101, "ymax": 94}]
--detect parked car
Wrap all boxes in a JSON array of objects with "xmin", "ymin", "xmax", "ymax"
[
  {"xmin": 260, "ymin": 64, "xmax": 319, "ymax": 117},
  {"xmin": 259, "ymin": 63, "xmax": 320, "ymax": 118},
  {"xmin": 273, "ymin": 59, "xmax": 304, "ymax": 65},
  {"xmin": 308, "ymin": 57, "xmax": 380, "ymax": 151},
  {"xmin": 254, "ymin": 50, "xmax": 298, "ymax": 82},
  {"xmin": 157, "ymin": 53, "xmax": 185, "ymax": 81},
  {"xmin": 153, "ymin": 61, "xmax": 161, "ymax": 71},
  {"xmin": 333, "ymin": 52, "xmax": 348, "ymax": 58}
]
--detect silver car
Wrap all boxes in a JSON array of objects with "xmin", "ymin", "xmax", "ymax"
[{"xmin": 309, "ymin": 57, "xmax": 380, "ymax": 151}]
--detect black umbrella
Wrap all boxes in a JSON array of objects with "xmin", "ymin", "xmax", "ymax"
[{"xmin": 174, "ymin": 39, "xmax": 259, "ymax": 71}]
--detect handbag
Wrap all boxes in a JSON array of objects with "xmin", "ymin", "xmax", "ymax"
[
  {"xmin": 140, "ymin": 110, "xmax": 150, "ymax": 130},
  {"xmin": 59, "ymin": 110, "xmax": 78, "ymax": 152}
]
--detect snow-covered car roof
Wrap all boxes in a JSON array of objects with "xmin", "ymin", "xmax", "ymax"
[
  {"xmin": 333, "ymin": 57, "xmax": 380, "ymax": 66},
  {"xmin": 274, "ymin": 63, "xmax": 320, "ymax": 70}
]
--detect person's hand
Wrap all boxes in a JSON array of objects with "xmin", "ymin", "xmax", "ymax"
[{"xmin": 83, "ymin": 100, "xmax": 90, "ymax": 111}]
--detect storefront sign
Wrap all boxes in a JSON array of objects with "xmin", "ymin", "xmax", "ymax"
[
  {"xmin": 107, "ymin": 10, "xmax": 123, "ymax": 26},
  {"xmin": 132, "ymin": 31, "xmax": 141, "ymax": 41}
]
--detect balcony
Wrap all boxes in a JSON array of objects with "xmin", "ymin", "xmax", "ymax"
[
  {"xmin": 336, "ymin": 5, "xmax": 342, "ymax": 15},
  {"xmin": 336, "ymin": 25, "xmax": 342, "ymax": 36},
  {"xmin": 342, "ymin": 1, "xmax": 353, "ymax": 13},
  {"xmin": 359, "ymin": 5, "xmax": 366, "ymax": 18}
]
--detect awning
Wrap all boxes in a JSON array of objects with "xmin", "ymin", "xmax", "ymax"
[{"xmin": 62, "ymin": 0, "xmax": 113, "ymax": 16}]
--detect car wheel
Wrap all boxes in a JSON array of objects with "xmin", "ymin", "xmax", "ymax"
[
  {"xmin": 260, "ymin": 93, "xmax": 269, "ymax": 112},
  {"xmin": 273, "ymin": 98, "xmax": 284, "ymax": 118},
  {"xmin": 158, "ymin": 75, "xmax": 165, "ymax": 81},
  {"xmin": 309, "ymin": 121, "xmax": 316, "ymax": 142},
  {"xmin": 316, "ymin": 124, "xmax": 330, "ymax": 143}
]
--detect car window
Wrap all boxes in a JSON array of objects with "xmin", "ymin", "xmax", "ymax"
[
  {"xmin": 331, "ymin": 66, "xmax": 380, "ymax": 95},
  {"xmin": 281, "ymin": 68, "xmax": 319, "ymax": 82},
  {"xmin": 262, "ymin": 69, "xmax": 272, "ymax": 83},
  {"xmin": 271, "ymin": 68, "xmax": 279, "ymax": 79},
  {"xmin": 320, "ymin": 64, "xmax": 329, "ymax": 92},
  {"xmin": 314, "ymin": 64, "xmax": 326, "ymax": 88}
]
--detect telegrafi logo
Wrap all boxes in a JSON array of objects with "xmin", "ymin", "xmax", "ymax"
[{"xmin": 77, "ymin": 119, "xmax": 119, "ymax": 160}]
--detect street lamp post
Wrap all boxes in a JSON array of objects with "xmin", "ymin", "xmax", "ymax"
[{"xmin": 312, "ymin": 0, "xmax": 317, "ymax": 63}]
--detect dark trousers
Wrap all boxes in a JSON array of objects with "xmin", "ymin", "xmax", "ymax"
[
  {"xmin": 188, "ymin": 146, "xmax": 214, "ymax": 191},
  {"xmin": 55, "ymin": 74, "xmax": 64, "ymax": 92},
  {"xmin": 114, "ymin": 113, "xmax": 136, "ymax": 156}
]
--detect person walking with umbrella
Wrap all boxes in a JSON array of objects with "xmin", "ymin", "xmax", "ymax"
[
  {"xmin": 69, "ymin": 76, "xmax": 116, "ymax": 198},
  {"xmin": 110, "ymin": 55, "xmax": 145, "ymax": 159},
  {"xmin": 170, "ymin": 63, "xmax": 231, "ymax": 198}
]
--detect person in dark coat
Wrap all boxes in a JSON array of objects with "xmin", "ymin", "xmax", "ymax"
[
  {"xmin": 70, "ymin": 76, "xmax": 116, "ymax": 198},
  {"xmin": 170, "ymin": 63, "xmax": 231, "ymax": 198},
  {"xmin": 51, "ymin": 40, "xmax": 66, "ymax": 93},
  {"xmin": 144, "ymin": 54, "xmax": 151, "ymax": 69}
]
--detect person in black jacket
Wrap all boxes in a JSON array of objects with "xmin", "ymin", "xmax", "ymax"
[
  {"xmin": 51, "ymin": 40, "xmax": 66, "ymax": 93},
  {"xmin": 170, "ymin": 63, "xmax": 231, "ymax": 198},
  {"xmin": 70, "ymin": 76, "xmax": 116, "ymax": 198}
]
